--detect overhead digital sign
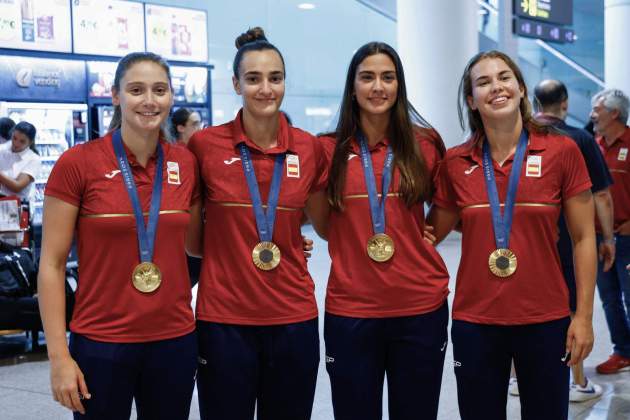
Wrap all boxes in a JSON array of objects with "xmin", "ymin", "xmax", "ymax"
[
  {"xmin": 514, "ymin": 17, "xmax": 575, "ymax": 44},
  {"xmin": 0, "ymin": 0, "xmax": 72, "ymax": 53},
  {"xmin": 514, "ymin": 0, "xmax": 573, "ymax": 26},
  {"xmin": 72, "ymin": 0, "xmax": 145, "ymax": 57},
  {"xmin": 145, "ymin": 4, "xmax": 208, "ymax": 63}
]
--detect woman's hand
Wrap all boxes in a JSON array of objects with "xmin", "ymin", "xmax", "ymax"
[
  {"xmin": 423, "ymin": 224, "xmax": 437, "ymax": 245},
  {"xmin": 50, "ymin": 355, "xmax": 91, "ymax": 414},
  {"xmin": 302, "ymin": 235, "xmax": 314, "ymax": 259},
  {"xmin": 565, "ymin": 315, "xmax": 594, "ymax": 366}
]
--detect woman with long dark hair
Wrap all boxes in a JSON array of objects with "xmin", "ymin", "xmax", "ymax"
[
  {"xmin": 170, "ymin": 107, "xmax": 201, "ymax": 146},
  {"xmin": 321, "ymin": 42, "xmax": 450, "ymax": 420},
  {"xmin": 0, "ymin": 121, "xmax": 41, "ymax": 200},
  {"xmin": 38, "ymin": 52, "xmax": 199, "ymax": 419},
  {"xmin": 427, "ymin": 50, "xmax": 597, "ymax": 420},
  {"xmin": 187, "ymin": 27, "xmax": 328, "ymax": 420}
]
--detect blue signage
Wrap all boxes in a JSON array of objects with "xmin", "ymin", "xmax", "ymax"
[{"xmin": 0, "ymin": 56, "xmax": 86, "ymax": 102}]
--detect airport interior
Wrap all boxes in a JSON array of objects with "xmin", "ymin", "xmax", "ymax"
[{"xmin": 1, "ymin": 0, "xmax": 629, "ymax": 419}]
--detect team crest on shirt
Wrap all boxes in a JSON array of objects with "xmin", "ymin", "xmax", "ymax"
[
  {"xmin": 618, "ymin": 148, "xmax": 628, "ymax": 161},
  {"xmin": 525, "ymin": 155, "xmax": 542, "ymax": 177},
  {"xmin": 166, "ymin": 161, "xmax": 181, "ymax": 185},
  {"xmin": 286, "ymin": 154, "xmax": 300, "ymax": 178}
]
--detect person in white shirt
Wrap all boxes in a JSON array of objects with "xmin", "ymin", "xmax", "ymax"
[
  {"xmin": 0, "ymin": 121, "xmax": 41, "ymax": 201},
  {"xmin": 0, "ymin": 117, "xmax": 15, "ymax": 144}
]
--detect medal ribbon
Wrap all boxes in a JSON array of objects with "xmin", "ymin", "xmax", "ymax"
[
  {"xmin": 112, "ymin": 129, "xmax": 164, "ymax": 263},
  {"xmin": 239, "ymin": 144, "xmax": 285, "ymax": 242},
  {"xmin": 482, "ymin": 130, "xmax": 528, "ymax": 249},
  {"xmin": 358, "ymin": 133, "xmax": 394, "ymax": 235}
]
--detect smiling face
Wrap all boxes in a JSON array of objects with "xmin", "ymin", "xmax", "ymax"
[
  {"xmin": 112, "ymin": 60, "xmax": 173, "ymax": 136},
  {"xmin": 353, "ymin": 53, "xmax": 398, "ymax": 119},
  {"xmin": 467, "ymin": 57, "xmax": 524, "ymax": 123},
  {"xmin": 233, "ymin": 49, "xmax": 285, "ymax": 119},
  {"xmin": 590, "ymin": 98, "xmax": 619, "ymax": 135}
]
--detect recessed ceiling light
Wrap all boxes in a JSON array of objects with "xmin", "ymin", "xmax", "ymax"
[{"xmin": 298, "ymin": 3, "xmax": 316, "ymax": 10}]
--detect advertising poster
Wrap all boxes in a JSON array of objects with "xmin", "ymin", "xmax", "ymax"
[
  {"xmin": 0, "ymin": 55, "xmax": 86, "ymax": 102},
  {"xmin": 171, "ymin": 66, "xmax": 208, "ymax": 103},
  {"xmin": 87, "ymin": 61, "xmax": 116, "ymax": 98},
  {"xmin": 0, "ymin": 0, "xmax": 72, "ymax": 53},
  {"xmin": 72, "ymin": 0, "xmax": 145, "ymax": 57},
  {"xmin": 87, "ymin": 61, "xmax": 207, "ymax": 104},
  {"xmin": 145, "ymin": 4, "xmax": 208, "ymax": 62}
]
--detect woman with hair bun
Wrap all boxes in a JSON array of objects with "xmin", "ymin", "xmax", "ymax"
[
  {"xmin": 38, "ymin": 51, "xmax": 199, "ymax": 419},
  {"xmin": 187, "ymin": 27, "xmax": 328, "ymax": 420},
  {"xmin": 427, "ymin": 50, "xmax": 596, "ymax": 420}
]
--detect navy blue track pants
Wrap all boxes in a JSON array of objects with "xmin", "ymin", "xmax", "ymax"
[
  {"xmin": 452, "ymin": 317, "xmax": 570, "ymax": 420},
  {"xmin": 196, "ymin": 318, "xmax": 319, "ymax": 420},
  {"xmin": 69, "ymin": 332, "xmax": 197, "ymax": 420},
  {"xmin": 324, "ymin": 302, "xmax": 448, "ymax": 420}
]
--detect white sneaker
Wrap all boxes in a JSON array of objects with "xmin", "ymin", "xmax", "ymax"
[
  {"xmin": 508, "ymin": 377, "xmax": 519, "ymax": 396},
  {"xmin": 569, "ymin": 378, "xmax": 603, "ymax": 402}
]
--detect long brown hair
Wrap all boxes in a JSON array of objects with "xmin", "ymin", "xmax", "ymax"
[
  {"xmin": 327, "ymin": 42, "xmax": 435, "ymax": 210},
  {"xmin": 457, "ymin": 50, "xmax": 551, "ymax": 142},
  {"xmin": 108, "ymin": 52, "xmax": 173, "ymax": 140}
]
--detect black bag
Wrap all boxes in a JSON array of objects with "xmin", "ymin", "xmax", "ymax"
[{"xmin": 0, "ymin": 250, "xmax": 36, "ymax": 298}]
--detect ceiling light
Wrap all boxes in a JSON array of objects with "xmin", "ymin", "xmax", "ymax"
[{"xmin": 298, "ymin": 3, "xmax": 316, "ymax": 10}]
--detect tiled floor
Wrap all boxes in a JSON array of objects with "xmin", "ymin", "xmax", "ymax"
[{"xmin": 1, "ymin": 228, "xmax": 629, "ymax": 419}]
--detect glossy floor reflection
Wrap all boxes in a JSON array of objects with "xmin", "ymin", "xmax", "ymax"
[{"xmin": 1, "ymin": 228, "xmax": 629, "ymax": 419}]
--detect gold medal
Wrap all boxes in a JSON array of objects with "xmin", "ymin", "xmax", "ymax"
[
  {"xmin": 367, "ymin": 233, "xmax": 395, "ymax": 262},
  {"xmin": 488, "ymin": 248, "xmax": 517, "ymax": 277},
  {"xmin": 132, "ymin": 262, "xmax": 162, "ymax": 293},
  {"xmin": 252, "ymin": 241, "xmax": 281, "ymax": 271}
]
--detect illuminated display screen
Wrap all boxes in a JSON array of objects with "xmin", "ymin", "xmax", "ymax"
[
  {"xmin": 145, "ymin": 4, "xmax": 208, "ymax": 63},
  {"xmin": 72, "ymin": 0, "xmax": 145, "ymax": 57},
  {"xmin": 514, "ymin": 0, "xmax": 573, "ymax": 26},
  {"xmin": 514, "ymin": 17, "xmax": 575, "ymax": 43},
  {"xmin": 0, "ymin": 0, "xmax": 72, "ymax": 53}
]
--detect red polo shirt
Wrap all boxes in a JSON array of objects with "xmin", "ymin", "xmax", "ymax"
[
  {"xmin": 323, "ymin": 129, "xmax": 450, "ymax": 318},
  {"xmin": 433, "ymin": 131, "xmax": 591, "ymax": 325},
  {"xmin": 188, "ymin": 111, "xmax": 327, "ymax": 325},
  {"xmin": 45, "ymin": 133, "xmax": 199, "ymax": 342},
  {"xmin": 597, "ymin": 126, "xmax": 630, "ymax": 230}
]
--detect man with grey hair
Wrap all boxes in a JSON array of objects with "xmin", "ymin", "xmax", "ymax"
[{"xmin": 590, "ymin": 88, "xmax": 630, "ymax": 375}]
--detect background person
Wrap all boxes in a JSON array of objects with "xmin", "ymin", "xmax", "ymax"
[
  {"xmin": 171, "ymin": 107, "xmax": 202, "ymax": 146},
  {"xmin": 0, "ymin": 121, "xmax": 41, "ymax": 201},
  {"xmin": 0, "ymin": 117, "xmax": 16, "ymax": 144},
  {"xmin": 589, "ymin": 88, "xmax": 630, "ymax": 374}
]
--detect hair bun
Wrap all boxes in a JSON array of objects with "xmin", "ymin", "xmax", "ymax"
[{"xmin": 235, "ymin": 27, "xmax": 267, "ymax": 49}]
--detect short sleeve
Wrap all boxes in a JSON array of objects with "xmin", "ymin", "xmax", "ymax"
[
  {"xmin": 561, "ymin": 139, "xmax": 592, "ymax": 200},
  {"xmin": 20, "ymin": 154, "xmax": 41, "ymax": 180},
  {"xmin": 432, "ymin": 158, "xmax": 458, "ymax": 210},
  {"xmin": 44, "ymin": 145, "xmax": 85, "ymax": 207},
  {"xmin": 190, "ymin": 154, "xmax": 202, "ymax": 206},
  {"xmin": 416, "ymin": 128, "xmax": 446, "ymax": 187}
]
